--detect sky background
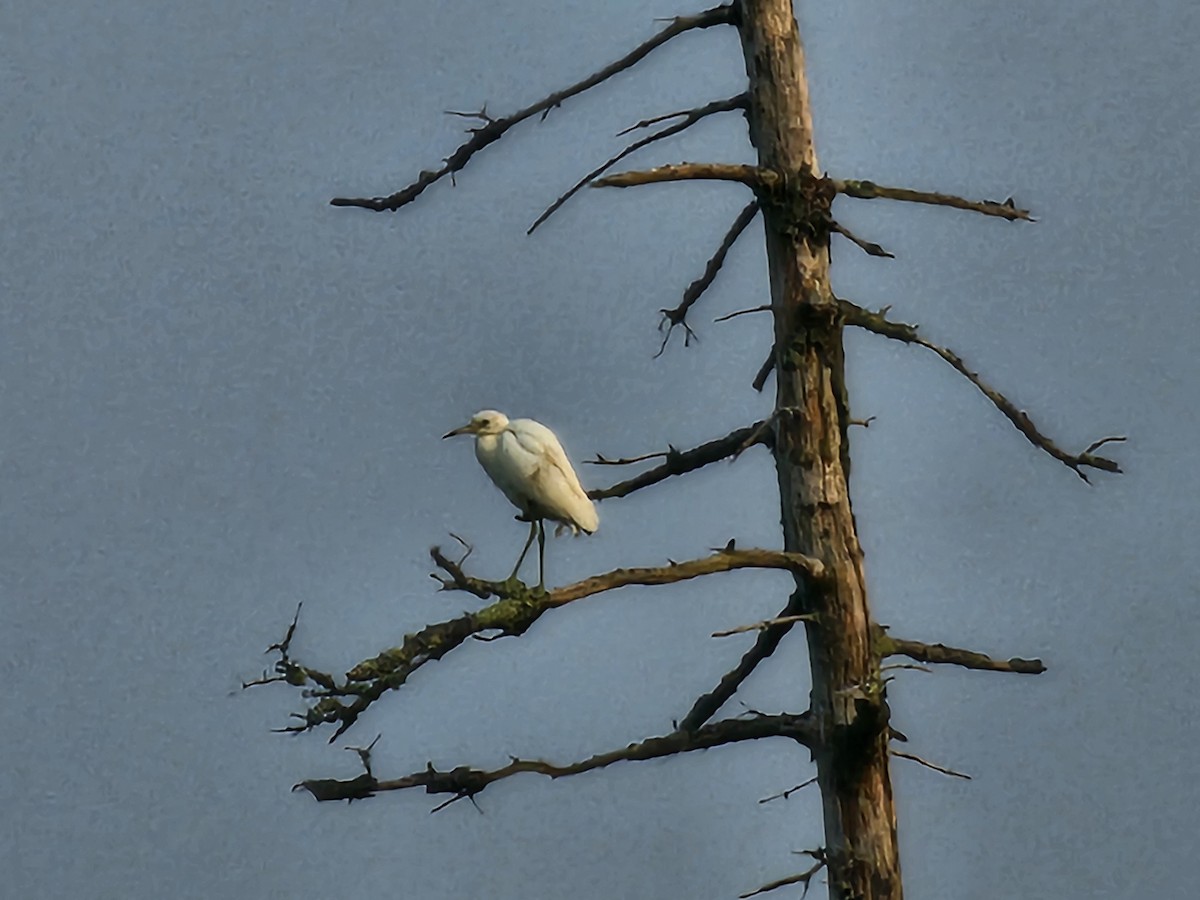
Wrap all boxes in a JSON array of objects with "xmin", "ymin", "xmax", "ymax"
[{"xmin": 3, "ymin": 1, "xmax": 1198, "ymax": 898}]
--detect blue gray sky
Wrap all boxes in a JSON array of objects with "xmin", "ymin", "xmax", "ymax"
[{"xmin": 3, "ymin": 1, "xmax": 1198, "ymax": 898}]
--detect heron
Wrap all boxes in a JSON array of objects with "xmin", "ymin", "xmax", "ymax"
[{"xmin": 442, "ymin": 410, "xmax": 598, "ymax": 588}]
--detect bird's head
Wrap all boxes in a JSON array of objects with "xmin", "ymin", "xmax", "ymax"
[{"xmin": 442, "ymin": 409, "xmax": 509, "ymax": 439}]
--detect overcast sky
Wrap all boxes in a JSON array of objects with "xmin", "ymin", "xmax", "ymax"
[{"xmin": 3, "ymin": 1, "xmax": 1198, "ymax": 898}]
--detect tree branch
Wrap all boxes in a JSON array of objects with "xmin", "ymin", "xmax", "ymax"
[
  {"xmin": 255, "ymin": 548, "xmax": 825, "ymax": 740},
  {"xmin": 591, "ymin": 161, "xmax": 769, "ymax": 190},
  {"xmin": 589, "ymin": 419, "xmax": 771, "ymax": 501},
  {"xmin": 890, "ymin": 749, "xmax": 971, "ymax": 780},
  {"xmin": 832, "ymin": 179, "xmax": 1033, "ymax": 221},
  {"xmin": 830, "ymin": 222, "xmax": 894, "ymax": 258},
  {"xmin": 294, "ymin": 712, "xmax": 816, "ymax": 804},
  {"xmin": 741, "ymin": 851, "xmax": 826, "ymax": 899},
  {"xmin": 878, "ymin": 630, "xmax": 1046, "ymax": 675},
  {"xmin": 528, "ymin": 94, "xmax": 748, "ymax": 233},
  {"xmin": 330, "ymin": 5, "xmax": 737, "ymax": 211},
  {"xmin": 679, "ymin": 589, "xmax": 808, "ymax": 732},
  {"xmin": 840, "ymin": 299, "xmax": 1125, "ymax": 482},
  {"xmin": 654, "ymin": 201, "xmax": 760, "ymax": 356}
]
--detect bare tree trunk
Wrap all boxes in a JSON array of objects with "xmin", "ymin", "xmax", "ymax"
[{"xmin": 736, "ymin": 2, "xmax": 903, "ymax": 897}]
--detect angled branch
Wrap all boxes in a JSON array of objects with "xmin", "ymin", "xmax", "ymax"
[
  {"xmin": 294, "ymin": 712, "xmax": 815, "ymax": 804},
  {"xmin": 832, "ymin": 179, "xmax": 1033, "ymax": 221},
  {"xmin": 654, "ymin": 201, "xmax": 760, "ymax": 355},
  {"xmin": 841, "ymin": 299, "xmax": 1124, "ymax": 481},
  {"xmin": 752, "ymin": 347, "xmax": 775, "ymax": 392},
  {"xmin": 830, "ymin": 222, "xmax": 894, "ymax": 258},
  {"xmin": 257, "ymin": 548, "xmax": 825, "ymax": 740},
  {"xmin": 590, "ymin": 418, "xmax": 771, "ymax": 501},
  {"xmin": 330, "ymin": 5, "xmax": 737, "ymax": 211},
  {"xmin": 528, "ymin": 93, "xmax": 747, "ymax": 233},
  {"xmin": 680, "ymin": 589, "xmax": 808, "ymax": 731},
  {"xmin": 741, "ymin": 851, "xmax": 826, "ymax": 899},
  {"xmin": 591, "ymin": 161, "xmax": 769, "ymax": 190},
  {"xmin": 890, "ymin": 749, "xmax": 971, "ymax": 780},
  {"xmin": 878, "ymin": 630, "xmax": 1046, "ymax": 675}
]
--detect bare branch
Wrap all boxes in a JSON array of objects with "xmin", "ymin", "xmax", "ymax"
[
  {"xmin": 680, "ymin": 589, "xmax": 807, "ymax": 732},
  {"xmin": 830, "ymin": 222, "xmax": 894, "ymax": 258},
  {"xmin": 752, "ymin": 347, "xmax": 775, "ymax": 392},
  {"xmin": 586, "ymin": 449, "xmax": 672, "ymax": 466},
  {"xmin": 294, "ymin": 712, "xmax": 816, "ymax": 804},
  {"xmin": 590, "ymin": 419, "xmax": 771, "ymax": 501},
  {"xmin": 741, "ymin": 851, "xmax": 826, "ymax": 899},
  {"xmin": 713, "ymin": 614, "xmax": 816, "ymax": 637},
  {"xmin": 256, "ymin": 548, "xmax": 825, "ymax": 739},
  {"xmin": 528, "ymin": 94, "xmax": 747, "ymax": 233},
  {"xmin": 878, "ymin": 630, "xmax": 1046, "ymax": 675},
  {"xmin": 653, "ymin": 201, "xmax": 760, "ymax": 356},
  {"xmin": 714, "ymin": 304, "xmax": 772, "ymax": 323},
  {"xmin": 833, "ymin": 179, "xmax": 1033, "ymax": 221},
  {"xmin": 840, "ymin": 299, "xmax": 1124, "ymax": 481},
  {"xmin": 759, "ymin": 776, "xmax": 817, "ymax": 804},
  {"xmin": 890, "ymin": 749, "xmax": 971, "ymax": 780},
  {"xmin": 330, "ymin": 5, "xmax": 737, "ymax": 211},
  {"xmin": 592, "ymin": 161, "xmax": 768, "ymax": 190}
]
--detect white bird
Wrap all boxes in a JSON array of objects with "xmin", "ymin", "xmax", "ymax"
[{"xmin": 442, "ymin": 410, "xmax": 598, "ymax": 588}]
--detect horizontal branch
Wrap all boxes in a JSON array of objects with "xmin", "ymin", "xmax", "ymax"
[
  {"xmin": 878, "ymin": 631, "xmax": 1046, "ymax": 675},
  {"xmin": 832, "ymin": 179, "xmax": 1033, "ymax": 221},
  {"xmin": 741, "ymin": 851, "xmax": 825, "ymax": 899},
  {"xmin": 295, "ymin": 712, "xmax": 815, "ymax": 804},
  {"xmin": 255, "ymin": 547, "xmax": 825, "ymax": 739},
  {"xmin": 890, "ymin": 748, "xmax": 971, "ymax": 780},
  {"xmin": 590, "ymin": 418, "xmax": 771, "ymax": 501},
  {"xmin": 528, "ymin": 93, "xmax": 747, "ymax": 234},
  {"xmin": 840, "ymin": 299, "xmax": 1124, "ymax": 481},
  {"xmin": 592, "ymin": 161, "xmax": 769, "ymax": 190},
  {"xmin": 330, "ymin": 4, "xmax": 736, "ymax": 211},
  {"xmin": 655, "ymin": 201, "xmax": 760, "ymax": 356}
]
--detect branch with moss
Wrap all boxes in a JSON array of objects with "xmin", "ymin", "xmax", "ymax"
[
  {"xmin": 876, "ymin": 628, "xmax": 1046, "ymax": 675},
  {"xmin": 840, "ymin": 299, "xmax": 1124, "ymax": 481},
  {"xmin": 528, "ymin": 94, "xmax": 748, "ymax": 234},
  {"xmin": 329, "ymin": 5, "xmax": 736, "ymax": 211},
  {"xmin": 294, "ymin": 712, "xmax": 815, "ymax": 804},
  {"xmin": 251, "ymin": 547, "xmax": 826, "ymax": 740},
  {"xmin": 589, "ymin": 418, "xmax": 772, "ymax": 501}
]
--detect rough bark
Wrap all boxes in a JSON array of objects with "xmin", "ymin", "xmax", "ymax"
[{"xmin": 736, "ymin": 2, "xmax": 903, "ymax": 897}]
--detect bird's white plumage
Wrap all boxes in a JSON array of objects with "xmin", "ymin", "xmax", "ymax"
[{"xmin": 446, "ymin": 410, "xmax": 598, "ymax": 534}]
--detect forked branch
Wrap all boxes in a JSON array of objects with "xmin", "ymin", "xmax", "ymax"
[
  {"xmin": 841, "ymin": 299, "xmax": 1124, "ymax": 481},
  {"xmin": 528, "ymin": 94, "xmax": 748, "ymax": 233},
  {"xmin": 254, "ymin": 547, "xmax": 825, "ymax": 739},
  {"xmin": 294, "ymin": 712, "xmax": 816, "ymax": 804},
  {"xmin": 330, "ymin": 5, "xmax": 736, "ymax": 211},
  {"xmin": 654, "ymin": 201, "xmax": 760, "ymax": 356},
  {"xmin": 592, "ymin": 161, "xmax": 768, "ymax": 190},
  {"xmin": 589, "ymin": 418, "xmax": 771, "ymax": 500}
]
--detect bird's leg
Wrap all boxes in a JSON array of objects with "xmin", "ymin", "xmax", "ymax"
[
  {"xmin": 536, "ymin": 519, "xmax": 547, "ymax": 591},
  {"xmin": 509, "ymin": 519, "xmax": 538, "ymax": 581}
]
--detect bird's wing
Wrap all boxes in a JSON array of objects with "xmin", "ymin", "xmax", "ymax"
[{"xmin": 507, "ymin": 420, "xmax": 598, "ymax": 532}]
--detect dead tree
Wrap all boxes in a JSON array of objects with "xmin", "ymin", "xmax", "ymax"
[{"xmin": 247, "ymin": 3, "xmax": 1122, "ymax": 898}]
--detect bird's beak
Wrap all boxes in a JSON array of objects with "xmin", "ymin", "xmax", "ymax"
[{"xmin": 442, "ymin": 423, "xmax": 474, "ymax": 439}]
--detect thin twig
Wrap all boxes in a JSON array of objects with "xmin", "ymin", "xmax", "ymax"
[
  {"xmin": 714, "ymin": 304, "xmax": 773, "ymax": 323},
  {"xmin": 891, "ymin": 749, "xmax": 971, "ymax": 780},
  {"xmin": 586, "ymin": 450, "xmax": 671, "ymax": 466},
  {"xmin": 712, "ymin": 614, "xmax": 816, "ymax": 638},
  {"xmin": 330, "ymin": 5, "xmax": 736, "ymax": 211},
  {"xmin": 655, "ymin": 201, "xmax": 760, "ymax": 357},
  {"xmin": 841, "ymin": 299, "xmax": 1124, "ymax": 482},
  {"xmin": 741, "ymin": 853, "xmax": 826, "ymax": 899},
  {"xmin": 758, "ymin": 776, "xmax": 817, "ymax": 804},
  {"xmin": 832, "ymin": 179, "xmax": 1034, "ymax": 221},
  {"xmin": 528, "ymin": 93, "xmax": 747, "ymax": 233},
  {"xmin": 830, "ymin": 222, "xmax": 895, "ymax": 258}
]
